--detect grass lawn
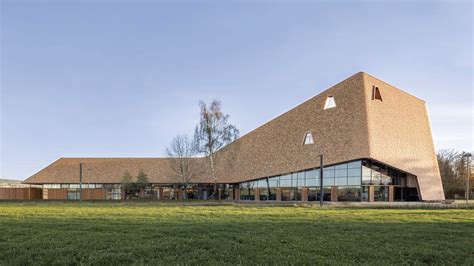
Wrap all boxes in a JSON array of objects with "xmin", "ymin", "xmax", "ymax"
[{"xmin": 0, "ymin": 202, "xmax": 473, "ymax": 265}]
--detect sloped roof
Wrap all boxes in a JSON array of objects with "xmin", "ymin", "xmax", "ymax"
[{"xmin": 24, "ymin": 157, "xmax": 212, "ymax": 184}]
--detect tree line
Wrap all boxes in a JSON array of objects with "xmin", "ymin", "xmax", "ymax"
[{"xmin": 437, "ymin": 149, "xmax": 473, "ymax": 199}]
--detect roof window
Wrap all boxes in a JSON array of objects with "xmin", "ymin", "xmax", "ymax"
[
  {"xmin": 302, "ymin": 131, "xmax": 314, "ymax": 145},
  {"xmin": 324, "ymin": 96, "xmax": 336, "ymax": 109}
]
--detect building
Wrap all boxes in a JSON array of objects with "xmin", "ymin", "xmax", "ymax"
[{"xmin": 20, "ymin": 72, "xmax": 445, "ymax": 202}]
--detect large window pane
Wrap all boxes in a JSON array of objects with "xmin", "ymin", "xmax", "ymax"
[
  {"xmin": 308, "ymin": 188, "xmax": 320, "ymax": 201},
  {"xmin": 380, "ymin": 175, "xmax": 391, "ymax": 185},
  {"xmin": 347, "ymin": 161, "xmax": 361, "ymax": 169},
  {"xmin": 268, "ymin": 177, "xmax": 279, "ymax": 188},
  {"xmin": 323, "ymin": 177, "xmax": 334, "ymax": 187},
  {"xmin": 306, "ymin": 178, "xmax": 319, "ymax": 187},
  {"xmin": 306, "ymin": 169, "xmax": 318, "ymax": 179},
  {"xmin": 324, "ymin": 169, "xmax": 335, "ymax": 178},
  {"xmin": 374, "ymin": 186, "xmax": 389, "ymax": 201},
  {"xmin": 257, "ymin": 179, "xmax": 267, "ymax": 188},
  {"xmin": 338, "ymin": 186, "xmax": 361, "ymax": 201},
  {"xmin": 279, "ymin": 178, "xmax": 292, "ymax": 187},
  {"xmin": 281, "ymin": 188, "xmax": 297, "ymax": 201},
  {"xmin": 297, "ymin": 172, "xmax": 305, "ymax": 187},
  {"xmin": 291, "ymin": 173, "xmax": 298, "ymax": 187},
  {"xmin": 335, "ymin": 177, "xmax": 347, "ymax": 186},
  {"xmin": 348, "ymin": 176, "xmax": 361, "ymax": 186},
  {"xmin": 348, "ymin": 168, "xmax": 361, "ymax": 177},
  {"xmin": 361, "ymin": 186, "xmax": 370, "ymax": 201},
  {"xmin": 335, "ymin": 169, "xmax": 348, "ymax": 178},
  {"xmin": 240, "ymin": 188, "xmax": 255, "ymax": 200}
]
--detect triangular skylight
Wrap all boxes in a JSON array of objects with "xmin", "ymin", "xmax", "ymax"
[
  {"xmin": 302, "ymin": 132, "xmax": 314, "ymax": 145},
  {"xmin": 324, "ymin": 96, "xmax": 336, "ymax": 109}
]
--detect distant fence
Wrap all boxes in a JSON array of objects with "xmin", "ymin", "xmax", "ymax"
[
  {"xmin": 0, "ymin": 187, "xmax": 43, "ymax": 200},
  {"xmin": 43, "ymin": 188, "xmax": 106, "ymax": 200}
]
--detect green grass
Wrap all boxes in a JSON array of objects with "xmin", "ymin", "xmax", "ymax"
[{"xmin": 1, "ymin": 202, "xmax": 473, "ymax": 265}]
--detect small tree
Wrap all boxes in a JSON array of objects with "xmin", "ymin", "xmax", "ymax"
[
  {"xmin": 121, "ymin": 171, "xmax": 135, "ymax": 199},
  {"xmin": 136, "ymin": 170, "xmax": 150, "ymax": 198},
  {"xmin": 166, "ymin": 135, "xmax": 201, "ymax": 196},
  {"xmin": 194, "ymin": 100, "xmax": 239, "ymax": 199}
]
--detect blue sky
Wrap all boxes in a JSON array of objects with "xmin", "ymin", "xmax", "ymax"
[{"xmin": 1, "ymin": 0, "xmax": 472, "ymax": 180}]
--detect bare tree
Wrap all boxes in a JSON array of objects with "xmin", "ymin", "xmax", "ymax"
[
  {"xmin": 166, "ymin": 135, "xmax": 201, "ymax": 193},
  {"xmin": 194, "ymin": 100, "xmax": 239, "ymax": 199},
  {"xmin": 437, "ymin": 149, "xmax": 471, "ymax": 199}
]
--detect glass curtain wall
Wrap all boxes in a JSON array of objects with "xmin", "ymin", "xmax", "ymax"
[
  {"xmin": 361, "ymin": 160, "xmax": 418, "ymax": 201},
  {"xmin": 238, "ymin": 160, "xmax": 363, "ymax": 202}
]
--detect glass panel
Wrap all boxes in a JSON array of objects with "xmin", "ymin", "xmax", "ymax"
[
  {"xmin": 335, "ymin": 163, "xmax": 347, "ymax": 170},
  {"xmin": 323, "ymin": 169, "xmax": 335, "ymax": 178},
  {"xmin": 280, "ymin": 178, "xmax": 292, "ymax": 187},
  {"xmin": 372, "ymin": 175, "xmax": 381, "ymax": 185},
  {"xmin": 347, "ymin": 161, "xmax": 361, "ymax": 168},
  {"xmin": 280, "ymin": 188, "xmax": 300, "ymax": 201},
  {"xmin": 362, "ymin": 167, "xmax": 371, "ymax": 176},
  {"xmin": 380, "ymin": 175, "xmax": 391, "ymax": 185},
  {"xmin": 268, "ymin": 177, "xmax": 279, "ymax": 188},
  {"xmin": 335, "ymin": 169, "xmax": 348, "ymax": 178},
  {"xmin": 112, "ymin": 188, "xmax": 121, "ymax": 200},
  {"xmin": 297, "ymin": 172, "xmax": 305, "ymax": 187},
  {"xmin": 374, "ymin": 186, "xmax": 389, "ymax": 201},
  {"xmin": 362, "ymin": 176, "xmax": 371, "ymax": 185},
  {"xmin": 281, "ymin": 188, "xmax": 293, "ymax": 201},
  {"xmin": 67, "ymin": 191, "xmax": 80, "ymax": 200},
  {"xmin": 361, "ymin": 186, "xmax": 370, "ymax": 202},
  {"xmin": 338, "ymin": 186, "xmax": 361, "ymax": 201},
  {"xmin": 323, "ymin": 177, "xmax": 334, "ymax": 187},
  {"xmin": 240, "ymin": 188, "xmax": 255, "ymax": 200},
  {"xmin": 260, "ymin": 188, "xmax": 277, "ymax": 201},
  {"xmin": 335, "ymin": 177, "xmax": 347, "ymax": 186},
  {"xmin": 306, "ymin": 178, "xmax": 319, "ymax": 187},
  {"xmin": 257, "ymin": 179, "xmax": 267, "ymax": 188},
  {"xmin": 308, "ymin": 188, "xmax": 320, "ymax": 201},
  {"xmin": 348, "ymin": 176, "xmax": 361, "ymax": 186},
  {"xmin": 291, "ymin": 173, "xmax": 298, "ymax": 187},
  {"xmin": 348, "ymin": 168, "xmax": 361, "ymax": 177},
  {"xmin": 306, "ymin": 169, "xmax": 318, "ymax": 179}
]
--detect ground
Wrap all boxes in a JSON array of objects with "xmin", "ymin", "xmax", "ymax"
[{"xmin": 0, "ymin": 202, "xmax": 473, "ymax": 265}]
